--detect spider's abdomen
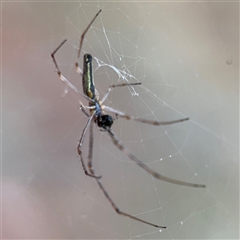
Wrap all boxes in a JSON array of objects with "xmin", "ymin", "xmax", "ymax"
[
  {"xmin": 83, "ymin": 54, "xmax": 96, "ymax": 100},
  {"xmin": 96, "ymin": 114, "xmax": 113, "ymax": 130}
]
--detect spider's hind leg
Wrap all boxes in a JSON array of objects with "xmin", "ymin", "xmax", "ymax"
[{"xmin": 75, "ymin": 9, "xmax": 102, "ymax": 76}]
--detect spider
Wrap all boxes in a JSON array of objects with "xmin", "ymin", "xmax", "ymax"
[{"xmin": 51, "ymin": 9, "xmax": 206, "ymax": 228}]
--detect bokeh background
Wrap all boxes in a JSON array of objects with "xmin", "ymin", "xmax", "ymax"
[{"xmin": 2, "ymin": 1, "xmax": 239, "ymax": 239}]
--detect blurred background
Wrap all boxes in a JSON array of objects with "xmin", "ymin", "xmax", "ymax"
[{"xmin": 2, "ymin": 1, "xmax": 239, "ymax": 239}]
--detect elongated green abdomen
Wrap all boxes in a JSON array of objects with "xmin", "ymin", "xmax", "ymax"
[{"xmin": 82, "ymin": 54, "xmax": 96, "ymax": 100}]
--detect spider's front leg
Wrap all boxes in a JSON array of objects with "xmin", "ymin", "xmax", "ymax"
[
  {"xmin": 87, "ymin": 120, "xmax": 166, "ymax": 228},
  {"xmin": 77, "ymin": 113, "xmax": 101, "ymax": 179},
  {"xmin": 107, "ymin": 129, "xmax": 206, "ymax": 188}
]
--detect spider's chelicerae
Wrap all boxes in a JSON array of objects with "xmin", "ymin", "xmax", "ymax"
[{"xmin": 51, "ymin": 9, "xmax": 206, "ymax": 228}]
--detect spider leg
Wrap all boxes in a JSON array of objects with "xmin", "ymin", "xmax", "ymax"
[
  {"xmin": 79, "ymin": 105, "xmax": 90, "ymax": 117},
  {"xmin": 101, "ymin": 83, "xmax": 142, "ymax": 104},
  {"xmin": 96, "ymin": 180, "xmax": 166, "ymax": 228},
  {"xmin": 77, "ymin": 112, "xmax": 101, "ymax": 179},
  {"xmin": 107, "ymin": 129, "xmax": 206, "ymax": 188},
  {"xmin": 87, "ymin": 119, "xmax": 95, "ymax": 172},
  {"xmin": 75, "ymin": 9, "xmax": 102, "ymax": 73},
  {"xmin": 51, "ymin": 39, "xmax": 80, "ymax": 94},
  {"xmin": 103, "ymin": 105, "xmax": 189, "ymax": 125},
  {"xmin": 87, "ymin": 121, "xmax": 166, "ymax": 228},
  {"xmin": 51, "ymin": 39, "xmax": 91, "ymax": 114},
  {"xmin": 78, "ymin": 105, "xmax": 97, "ymax": 118}
]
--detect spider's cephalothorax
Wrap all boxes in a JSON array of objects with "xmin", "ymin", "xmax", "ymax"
[
  {"xmin": 95, "ymin": 114, "xmax": 113, "ymax": 130},
  {"xmin": 93, "ymin": 101, "xmax": 113, "ymax": 130}
]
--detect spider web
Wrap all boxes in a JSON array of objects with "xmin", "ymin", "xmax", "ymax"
[{"xmin": 2, "ymin": 1, "xmax": 239, "ymax": 239}]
